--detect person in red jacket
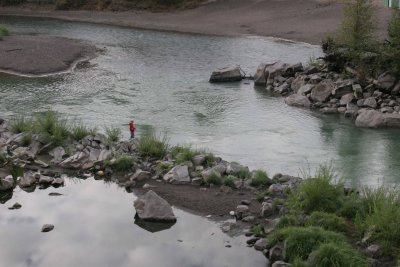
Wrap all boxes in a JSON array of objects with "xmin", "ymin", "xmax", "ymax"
[{"xmin": 129, "ymin": 120, "xmax": 135, "ymax": 139}]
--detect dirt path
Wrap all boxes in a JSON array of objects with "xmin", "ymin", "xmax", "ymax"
[{"xmin": 0, "ymin": 0, "xmax": 392, "ymax": 44}]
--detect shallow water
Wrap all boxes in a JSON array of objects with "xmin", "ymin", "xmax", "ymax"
[
  {"xmin": 0, "ymin": 178, "xmax": 266, "ymax": 267},
  {"xmin": 0, "ymin": 16, "xmax": 399, "ymax": 185}
]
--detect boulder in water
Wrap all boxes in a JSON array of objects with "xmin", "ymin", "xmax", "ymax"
[
  {"xmin": 209, "ymin": 66, "xmax": 243, "ymax": 83},
  {"xmin": 134, "ymin": 190, "xmax": 176, "ymax": 222}
]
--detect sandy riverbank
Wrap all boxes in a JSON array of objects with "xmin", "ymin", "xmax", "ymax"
[
  {"xmin": 0, "ymin": 0, "xmax": 392, "ymax": 45},
  {"xmin": 0, "ymin": 35, "xmax": 97, "ymax": 76}
]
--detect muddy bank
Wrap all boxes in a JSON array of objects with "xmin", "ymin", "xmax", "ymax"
[
  {"xmin": 0, "ymin": 35, "xmax": 97, "ymax": 76},
  {"xmin": 0, "ymin": 0, "xmax": 392, "ymax": 44}
]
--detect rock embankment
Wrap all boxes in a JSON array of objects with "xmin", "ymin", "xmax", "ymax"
[
  {"xmin": 0, "ymin": 35, "xmax": 97, "ymax": 76},
  {"xmin": 253, "ymin": 61, "xmax": 400, "ymax": 128}
]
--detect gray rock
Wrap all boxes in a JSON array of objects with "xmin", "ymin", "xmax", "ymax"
[
  {"xmin": 8, "ymin": 202, "xmax": 22, "ymax": 210},
  {"xmin": 377, "ymin": 71, "xmax": 396, "ymax": 91},
  {"xmin": 311, "ymin": 80, "xmax": 334, "ymax": 102},
  {"xmin": 192, "ymin": 154, "xmax": 206, "ymax": 166},
  {"xmin": 254, "ymin": 63, "xmax": 268, "ymax": 86},
  {"xmin": 291, "ymin": 75, "xmax": 307, "ymax": 92},
  {"xmin": 309, "ymin": 74, "xmax": 322, "ymax": 84},
  {"xmin": 275, "ymin": 83, "xmax": 290, "ymax": 94},
  {"xmin": 381, "ymin": 107, "xmax": 394, "ymax": 113},
  {"xmin": 320, "ymin": 107, "xmax": 338, "ymax": 114},
  {"xmin": 364, "ymin": 97, "xmax": 377, "ymax": 109},
  {"xmin": 18, "ymin": 172, "xmax": 36, "ymax": 188},
  {"xmin": 353, "ymin": 84, "xmax": 363, "ymax": 99},
  {"xmin": 269, "ymin": 183, "xmax": 283, "ymax": 194},
  {"xmin": 297, "ymin": 84, "xmax": 313, "ymax": 95},
  {"xmin": 131, "ymin": 170, "xmax": 151, "ymax": 182},
  {"xmin": 133, "ymin": 190, "xmax": 176, "ymax": 222},
  {"xmin": 265, "ymin": 61, "xmax": 289, "ymax": 85},
  {"xmin": 254, "ymin": 238, "xmax": 268, "ymax": 251},
  {"xmin": 366, "ymin": 244, "xmax": 381, "ymax": 259},
  {"xmin": 163, "ymin": 165, "xmax": 190, "ymax": 184},
  {"xmin": 88, "ymin": 147, "xmax": 101, "ymax": 162},
  {"xmin": 269, "ymin": 245, "xmax": 284, "ymax": 262},
  {"xmin": 383, "ymin": 113, "xmax": 400, "ymax": 127},
  {"xmin": 0, "ymin": 175, "xmax": 14, "ymax": 191},
  {"xmin": 333, "ymin": 80, "xmax": 353, "ymax": 98},
  {"xmin": 41, "ymin": 224, "xmax": 54, "ymax": 232},
  {"xmin": 226, "ymin": 162, "xmax": 249, "ymax": 176},
  {"xmin": 98, "ymin": 149, "xmax": 112, "ymax": 161},
  {"xmin": 210, "ymin": 66, "xmax": 242, "ymax": 83},
  {"xmin": 355, "ymin": 110, "xmax": 385, "ymax": 128},
  {"xmin": 242, "ymin": 215, "xmax": 255, "ymax": 222},
  {"xmin": 284, "ymin": 63, "xmax": 303, "ymax": 77},
  {"xmin": 260, "ymin": 202, "xmax": 274, "ymax": 217},
  {"xmin": 212, "ymin": 163, "xmax": 227, "ymax": 175},
  {"xmin": 236, "ymin": 205, "xmax": 249, "ymax": 220},
  {"xmin": 60, "ymin": 151, "xmax": 88, "ymax": 169},
  {"xmin": 49, "ymin": 146, "xmax": 65, "ymax": 164},
  {"xmin": 340, "ymin": 93, "xmax": 354, "ymax": 106},
  {"xmin": 52, "ymin": 177, "xmax": 65, "ymax": 187},
  {"xmin": 284, "ymin": 94, "xmax": 311, "ymax": 108},
  {"xmin": 272, "ymin": 261, "xmax": 291, "ymax": 267},
  {"xmin": 39, "ymin": 175, "xmax": 54, "ymax": 185}
]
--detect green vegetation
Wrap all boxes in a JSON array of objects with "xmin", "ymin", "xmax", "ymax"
[
  {"xmin": 250, "ymin": 169, "xmax": 271, "ymax": 187},
  {"xmin": 171, "ymin": 145, "xmax": 200, "ymax": 164},
  {"xmin": 10, "ymin": 116, "xmax": 33, "ymax": 134},
  {"xmin": 204, "ymin": 171, "xmax": 222, "ymax": 185},
  {"xmin": 105, "ymin": 126, "xmax": 121, "ymax": 144},
  {"xmin": 256, "ymin": 190, "xmax": 271, "ymax": 202},
  {"xmin": 250, "ymin": 224, "xmax": 265, "ymax": 237},
  {"xmin": 35, "ymin": 111, "xmax": 70, "ymax": 146},
  {"xmin": 223, "ymin": 175, "xmax": 237, "ymax": 188},
  {"xmin": 0, "ymin": 25, "xmax": 9, "ymax": 40},
  {"xmin": 137, "ymin": 134, "xmax": 169, "ymax": 159},
  {"xmin": 111, "ymin": 155, "xmax": 135, "ymax": 172},
  {"xmin": 306, "ymin": 212, "xmax": 348, "ymax": 233},
  {"xmin": 71, "ymin": 124, "xmax": 97, "ymax": 141}
]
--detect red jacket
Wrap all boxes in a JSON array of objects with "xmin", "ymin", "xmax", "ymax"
[{"xmin": 129, "ymin": 121, "xmax": 135, "ymax": 132}]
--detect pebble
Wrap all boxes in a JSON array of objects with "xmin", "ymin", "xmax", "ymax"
[
  {"xmin": 41, "ymin": 224, "xmax": 54, "ymax": 233},
  {"xmin": 8, "ymin": 202, "xmax": 22, "ymax": 210}
]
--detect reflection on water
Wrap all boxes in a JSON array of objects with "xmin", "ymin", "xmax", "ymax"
[
  {"xmin": 0, "ymin": 16, "xmax": 399, "ymax": 185},
  {"xmin": 0, "ymin": 178, "xmax": 266, "ymax": 267}
]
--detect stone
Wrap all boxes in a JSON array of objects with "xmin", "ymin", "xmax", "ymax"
[
  {"xmin": 309, "ymin": 74, "xmax": 322, "ymax": 84},
  {"xmin": 209, "ymin": 66, "xmax": 242, "ymax": 83},
  {"xmin": 88, "ymin": 147, "xmax": 101, "ymax": 162},
  {"xmin": 260, "ymin": 202, "xmax": 274, "ymax": 217},
  {"xmin": 133, "ymin": 190, "xmax": 176, "ymax": 222},
  {"xmin": 254, "ymin": 63, "xmax": 268, "ymax": 86},
  {"xmin": 268, "ymin": 183, "xmax": 283, "ymax": 194},
  {"xmin": 41, "ymin": 224, "xmax": 54, "ymax": 232},
  {"xmin": 338, "ymin": 107, "xmax": 346, "ymax": 113},
  {"xmin": 333, "ymin": 80, "xmax": 353, "ymax": 98},
  {"xmin": 284, "ymin": 63, "xmax": 303, "ymax": 77},
  {"xmin": 60, "ymin": 151, "xmax": 88, "ymax": 169},
  {"xmin": 275, "ymin": 83, "xmax": 290, "ymax": 94},
  {"xmin": 392, "ymin": 81, "xmax": 400, "ymax": 95},
  {"xmin": 272, "ymin": 261, "xmax": 291, "ymax": 267},
  {"xmin": 226, "ymin": 162, "xmax": 249, "ymax": 176},
  {"xmin": 254, "ymin": 238, "xmax": 268, "ymax": 251},
  {"xmin": 98, "ymin": 149, "xmax": 112, "ymax": 161},
  {"xmin": 381, "ymin": 107, "xmax": 394, "ymax": 113},
  {"xmin": 39, "ymin": 175, "xmax": 54, "ymax": 185},
  {"xmin": 192, "ymin": 154, "xmax": 206, "ymax": 166},
  {"xmin": 284, "ymin": 94, "xmax": 311, "ymax": 108},
  {"xmin": 236, "ymin": 205, "xmax": 249, "ymax": 220},
  {"xmin": 265, "ymin": 61, "xmax": 289, "ymax": 85},
  {"xmin": 131, "ymin": 170, "xmax": 151, "ymax": 182},
  {"xmin": 52, "ymin": 177, "xmax": 65, "ymax": 187},
  {"xmin": 377, "ymin": 71, "xmax": 397, "ymax": 91},
  {"xmin": 242, "ymin": 216, "xmax": 255, "ymax": 222},
  {"xmin": 241, "ymin": 199, "xmax": 251, "ymax": 205},
  {"xmin": 163, "ymin": 165, "xmax": 190, "ymax": 184},
  {"xmin": 0, "ymin": 175, "xmax": 14, "ymax": 191},
  {"xmin": 18, "ymin": 172, "xmax": 36, "ymax": 188},
  {"xmin": 320, "ymin": 107, "xmax": 338, "ymax": 114},
  {"xmin": 383, "ymin": 113, "xmax": 400, "ymax": 127},
  {"xmin": 8, "ymin": 202, "xmax": 22, "ymax": 210},
  {"xmin": 296, "ymin": 84, "xmax": 313, "ymax": 95},
  {"xmin": 366, "ymin": 244, "xmax": 381, "ymax": 258},
  {"xmin": 49, "ymin": 146, "xmax": 66, "ymax": 164},
  {"xmin": 291, "ymin": 75, "xmax": 307, "ymax": 92},
  {"xmin": 310, "ymin": 80, "xmax": 334, "ymax": 102},
  {"xmin": 340, "ymin": 93, "xmax": 354, "ymax": 106},
  {"xmin": 353, "ymin": 84, "xmax": 363, "ymax": 99},
  {"xmin": 355, "ymin": 110, "xmax": 385, "ymax": 128},
  {"xmin": 363, "ymin": 97, "xmax": 377, "ymax": 109},
  {"xmin": 34, "ymin": 159, "xmax": 49, "ymax": 168},
  {"xmin": 269, "ymin": 245, "xmax": 284, "ymax": 262}
]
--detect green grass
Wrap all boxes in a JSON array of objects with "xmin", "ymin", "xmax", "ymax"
[
  {"xmin": 203, "ymin": 152, "xmax": 216, "ymax": 167},
  {"xmin": 34, "ymin": 111, "xmax": 70, "ymax": 146},
  {"xmin": 10, "ymin": 116, "xmax": 33, "ymax": 134},
  {"xmin": 287, "ymin": 165, "xmax": 344, "ymax": 214},
  {"xmin": 71, "ymin": 124, "xmax": 97, "ymax": 141},
  {"xmin": 256, "ymin": 190, "xmax": 271, "ymax": 202},
  {"xmin": 112, "ymin": 155, "xmax": 135, "ymax": 172},
  {"xmin": 251, "ymin": 224, "xmax": 265, "ymax": 237},
  {"xmin": 309, "ymin": 242, "xmax": 368, "ymax": 267},
  {"xmin": 223, "ymin": 175, "xmax": 237, "ymax": 188},
  {"xmin": 306, "ymin": 212, "xmax": 348, "ymax": 233},
  {"xmin": 21, "ymin": 132, "xmax": 32, "ymax": 146},
  {"xmin": 250, "ymin": 169, "xmax": 271, "ymax": 187},
  {"xmin": 0, "ymin": 25, "xmax": 9, "ymax": 40},
  {"xmin": 105, "ymin": 126, "xmax": 121, "ymax": 144},
  {"xmin": 275, "ymin": 214, "xmax": 301, "ymax": 229},
  {"xmin": 171, "ymin": 145, "xmax": 200, "ymax": 164},
  {"xmin": 137, "ymin": 134, "xmax": 169, "ymax": 159},
  {"xmin": 268, "ymin": 226, "xmax": 348, "ymax": 262},
  {"xmin": 204, "ymin": 171, "xmax": 222, "ymax": 185}
]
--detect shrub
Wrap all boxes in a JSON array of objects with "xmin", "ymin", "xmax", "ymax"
[
  {"xmin": 171, "ymin": 145, "xmax": 200, "ymax": 164},
  {"xmin": 34, "ymin": 111, "xmax": 70, "ymax": 146},
  {"xmin": 250, "ymin": 169, "xmax": 271, "ymax": 187},
  {"xmin": 105, "ymin": 126, "xmax": 121, "ymax": 144},
  {"xmin": 112, "ymin": 155, "xmax": 135, "ymax": 172},
  {"xmin": 287, "ymin": 165, "xmax": 344, "ymax": 214},
  {"xmin": 306, "ymin": 212, "xmax": 348, "ymax": 233},
  {"xmin": 251, "ymin": 224, "xmax": 265, "ymax": 237},
  {"xmin": 268, "ymin": 226, "xmax": 347, "ymax": 262},
  {"xmin": 137, "ymin": 134, "xmax": 169, "ymax": 159},
  {"xmin": 309, "ymin": 242, "xmax": 367, "ymax": 267},
  {"xmin": 204, "ymin": 171, "xmax": 222, "ymax": 185},
  {"xmin": 0, "ymin": 25, "xmax": 9, "ymax": 40},
  {"xmin": 71, "ymin": 124, "xmax": 96, "ymax": 141},
  {"xmin": 10, "ymin": 116, "xmax": 33, "ymax": 133},
  {"xmin": 223, "ymin": 175, "xmax": 237, "ymax": 188},
  {"xmin": 275, "ymin": 214, "xmax": 301, "ymax": 229}
]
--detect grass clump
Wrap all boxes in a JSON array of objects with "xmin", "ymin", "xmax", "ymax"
[
  {"xmin": 306, "ymin": 212, "xmax": 348, "ymax": 233},
  {"xmin": 10, "ymin": 116, "xmax": 33, "ymax": 134},
  {"xmin": 204, "ymin": 171, "xmax": 222, "ymax": 185},
  {"xmin": 0, "ymin": 25, "xmax": 9, "ymax": 40},
  {"xmin": 268, "ymin": 226, "xmax": 347, "ymax": 262},
  {"xmin": 112, "ymin": 155, "xmax": 135, "ymax": 172},
  {"xmin": 287, "ymin": 165, "xmax": 344, "ymax": 214},
  {"xmin": 275, "ymin": 214, "xmax": 301, "ymax": 229},
  {"xmin": 251, "ymin": 224, "xmax": 265, "ymax": 237},
  {"xmin": 309, "ymin": 242, "xmax": 367, "ymax": 267},
  {"xmin": 171, "ymin": 145, "xmax": 200, "ymax": 164},
  {"xmin": 105, "ymin": 126, "xmax": 121, "ymax": 144},
  {"xmin": 256, "ymin": 190, "xmax": 271, "ymax": 202},
  {"xmin": 137, "ymin": 134, "xmax": 169, "ymax": 159},
  {"xmin": 250, "ymin": 169, "xmax": 271, "ymax": 187},
  {"xmin": 35, "ymin": 111, "xmax": 70, "ymax": 146},
  {"xmin": 71, "ymin": 124, "xmax": 97, "ymax": 141},
  {"xmin": 223, "ymin": 175, "xmax": 237, "ymax": 188}
]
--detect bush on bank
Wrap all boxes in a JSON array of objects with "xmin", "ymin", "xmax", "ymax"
[{"xmin": 0, "ymin": 25, "xmax": 9, "ymax": 40}]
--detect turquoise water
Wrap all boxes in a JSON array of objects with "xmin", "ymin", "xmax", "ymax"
[{"xmin": 0, "ymin": 16, "xmax": 399, "ymax": 185}]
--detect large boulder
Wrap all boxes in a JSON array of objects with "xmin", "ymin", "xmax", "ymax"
[
  {"xmin": 18, "ymin": 172, "xmax": 36, "ymax": 188},
  {"xmin": 297, "ymin": 84, "xmax": 314, "ymax": 95},
  {"xmin": 49, "ymin": 146, "xmax": 66, "ymax": 164},
  {"xmin": 59, "ymin": 151, "xmax": 88, "ymax": 169},
  {"xmin": 291, "ymin": 75, "xmax": 307, "ymax": 92},
  {"xmin": 133, "ymin": 190, "xmax": 176, "ymax": 222},
  {"xmin": 209, "ymin": 66, "xmax": 243, "ymax": 83},
  {"xmin": 0, "ymin": 175, "xmax": 14, "ymax": 191},
  {"xmin": 226, "ymin": 162, "xmax": 249, "ymax": 176},
  {"xmin": 131, "ymin": 169, "xmax": 151, "ymax": 182},
  {"xmin": 310, "ymin": 80, "xmax": 334, "ymax": 102},
  {"xmin": 254, "ymin": 63, "xmax": 268, "ymax": 86},
  {"xmin": 163, "ymin": 165, "xmax": 190, "ymax": 184},
  {"xmin": 284, "ymin": 63, "xmax": 303, "ymax": 77},
  {"xmin": 363, "ymin": 97, "xmax": 377, "ymax": 109},
  {"xmin": 377, "ymin": 72, "xmax": 397, "ymax": 91},
  {"xmin": 265, "ymin": 61, "xmax": 289, "ymax": 85},
  {"xmin": 355, "ymin": 110, "xmax": 385, "ymax": 128},
  {"xmin": 285, "ymin": 94, "xmax": 311, "ymax": 108},
  {"xmin": 332, "ymin": 80, "xmax": 353, "ymax": 98}
]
